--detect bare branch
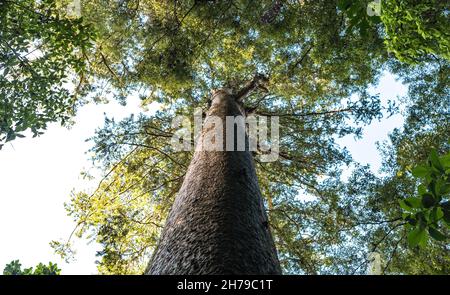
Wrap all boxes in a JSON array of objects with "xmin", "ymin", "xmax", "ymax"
[
  {"xmin": 256, "ymin": 108, "xmax": 353, "ymax": 118},
  {"xmin": 235, "ymin": 74, "xmax": 270, "ymax": 102}
]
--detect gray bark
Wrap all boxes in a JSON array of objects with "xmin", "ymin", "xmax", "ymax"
[{"xmin": 146, "ymin": 89, "xmax": 281, "ymax": 275}]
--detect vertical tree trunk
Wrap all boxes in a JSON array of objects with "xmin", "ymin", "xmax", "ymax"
[{"xmin": 146, "ymin": 88, "xmax": 281, "ymax": 274}]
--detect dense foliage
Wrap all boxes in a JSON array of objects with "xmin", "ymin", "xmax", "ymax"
[
  {"xmin": 48, "ymin": 0, "xmax": 392, "ymax": 274},
  {"xmin": 382, "ymin": 0, "xmax": 449, "ymax": 63},
  {"xmin": 0, "ymin": 0, "xmax": 95, "ymax": 148},
  {"xmin": 339, "ymin": 0, "xmax": 449, "ymax": 63},
  {"xmin": 3, "ymin": 260, "xmax": 61, "ymax": 275},
  {"xmin": 400, "ymin": 150, "xmax": 450, "ymax": 248},
  {"xmin": 1, "ymin": 0, "xmax": 447, "ymax": 274}
]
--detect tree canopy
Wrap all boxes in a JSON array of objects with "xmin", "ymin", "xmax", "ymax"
[
  {"xmin": 0, "ymin": 0, "xmax": 96, "ymax": 148},
  {"xmin": 1, "ymin": 0, "xmax": 448, "ymax": 274},
  {"xmin": 3, "ymin": 260, "xmax": 61, "ymax": 275}
]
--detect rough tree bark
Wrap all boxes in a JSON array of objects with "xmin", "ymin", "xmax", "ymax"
[{"xmin": 146, "ymin": 82, "xmax": 281, "ymax": 274}]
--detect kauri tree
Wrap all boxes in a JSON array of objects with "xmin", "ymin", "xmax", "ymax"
[{"xmin": 2, "ymin": 0, "xmax": 446, "ymax": 274}]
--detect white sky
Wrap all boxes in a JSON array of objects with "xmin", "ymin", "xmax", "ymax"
[
  {"xmin": 0, "ymin": 73, "xmax": 407, "ymax": 274},
  {"xmin": 337, "ymin": 72, "xmax": 408, "ymax": 173}
]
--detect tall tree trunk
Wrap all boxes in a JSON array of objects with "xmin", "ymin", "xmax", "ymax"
[{"xmin": 146, "ymin": 88, "xmax": 281, "ymax": 274}]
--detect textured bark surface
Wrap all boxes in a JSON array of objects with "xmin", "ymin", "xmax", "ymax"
[{"xmin": 146, "ymin": 89, "xmax": 281, "ymax": 275}]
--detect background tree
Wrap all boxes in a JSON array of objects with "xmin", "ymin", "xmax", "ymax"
[
  {"xmin": 27, "ymin": 0, "xmax": 447, "ymax": 274},
  {"xmin": 355, "ymin": 55, "xmax": 450, "ymax": 274},
  {"xmin": 0, "ymin": 0, "xmax": 95, "ymax": 148},
  {"xmin": 381, "ymin": 0, "xmax": 449, "ymax": 63},
  {"xmin": 339, "ymin": 0, "xmax": 449, "ymax": 63},
  {"xmin": 3, "ymin": 260, "xmax": 61, "ymax": 275},
  {"xmin": 53, "ymin": 0, "xmax": 389, "ymax": 274}
]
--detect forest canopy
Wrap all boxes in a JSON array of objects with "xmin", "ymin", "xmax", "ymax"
[{"xmin": 1, "ymin": 0, "xmax": 449, "ymax": 274}]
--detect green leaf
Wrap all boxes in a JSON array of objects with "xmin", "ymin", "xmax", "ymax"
[
  {"xmin": 418, "ymin": 230, "xmax": 429, "ymax": 248},
  {"xmin": 411, "ymin": 165, "xmax": 429, "ymax": 177},
  {"xmin": 436, "ymin": 207, "xmax": 444, "ymax": 220},
  {"xmin": 439, "ymin": 183, "xmax": 450, "ymax": 195},
  {"xmin": 430, "ymin": 207, "xmax": 444, "ymax": 224},
  {"xmin": 428, "ymin": 181, "xmax": 437, "ymax": 197},
  {"xmin": 408, "ymin": 227, "xmax": 427, "ymax": 248},
  {"xmin": 429, "ymin": 149, "xmax": 444, "ymax": 172},
  {"xmin": 443, "ymin": 209, "xmax": 450, "ymax": 225},
  {"xmin": 417, "ymin": 184, "xmax": 427, "ymax": 195},
  {"xmin": 404, "ymin": 196, "xmax": 422, "ymax": 208},
  {"xmin": 399, "ymin": 199, "xmax": 414, "ymax": 212},
  {"xmin": 440, "ymin": 153, "xmax": 450, "ymax": 168},
  {"xmin": 428, "ymin": 227, "xmax": 446, "ymax": 241}
]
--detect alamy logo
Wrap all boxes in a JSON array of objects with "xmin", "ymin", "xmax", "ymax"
[
  {"xmin": 170, "ymin": 108, "xmax": 280, "ymax": 162},
  {"xmin": 67, "ymin": 0, "xmax": 81, "ymax": 17},
  {"xmin": 367, "ymin": 0, "xmax": 381, "ymax": 16},
  {"xmin": 367, "ymin": 252, "xmax": 383, "ymax": 275}
]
